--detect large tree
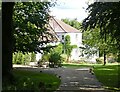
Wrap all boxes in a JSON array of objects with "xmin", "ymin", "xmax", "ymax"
[
  {"xmin": 13, "ymin": 2, "xmax": 54, "ymax": 53},
  {"xmin": 82, "ymin": 2, "xmax": 120, "ymax": 63},
  {"xmin": 2, "ymin": 2, "xmax": 54, "ymax": 79},
  {"xmin": 83, "ymin": 28, "xmax": 117, "ymax": 63},
  {"xmin": 2, "ymin": 2, "xmax": 15, "ymax": 78}
]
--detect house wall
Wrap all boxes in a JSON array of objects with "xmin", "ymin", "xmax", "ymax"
[
  {"xmin": 66, "ymin": 33, "xmax": 82, "ymax": 47},
  {"xmin": 36, "ymin": 32, "xmax": 99, "ymax": 62},
  {"xmin": 36, "ymin": 52, "xmax": 42, "ymax": 61},
  {"xmin": 56, "ymin": 32, "xmax": 82, "ymax": 61}
]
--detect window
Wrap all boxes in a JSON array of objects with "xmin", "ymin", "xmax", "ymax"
[
  {"xmin": 76, "ymin": 34, "xmax": 78, "ymax": 41},
  {"xmin": 62, "ymin": 35, "xmax": 64, "ymax": 40}
]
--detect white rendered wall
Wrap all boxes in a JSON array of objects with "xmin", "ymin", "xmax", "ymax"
[
  {"xmin": 56, "ymin": 32, "xmax": 82, "ymax": 61},
  {"xmin": 36, "ymin": 52, "xmax": 42, "ymax": 61}
]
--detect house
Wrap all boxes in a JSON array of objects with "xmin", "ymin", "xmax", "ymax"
[
  {"xmin": 36, "ymin": 17, "xmax": 99, "ymax": 63},
  {"xmin": 49, "ymin": 17, "xmax": 83, "ymax": 61}
]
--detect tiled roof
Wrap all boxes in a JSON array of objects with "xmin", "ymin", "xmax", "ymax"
[{"xmin": 49, "ymin": 17, "xmax": 81, "ymax": 33}]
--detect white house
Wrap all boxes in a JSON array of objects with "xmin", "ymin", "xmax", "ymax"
[
  {"xmin": 49, "ymin": 17, "xmax": 83, "ymax": 61},
  {"xmin": 36, "ymin": 17, "xmax": 99, "ymax": 63}
]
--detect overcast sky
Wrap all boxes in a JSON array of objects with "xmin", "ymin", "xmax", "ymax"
[{"xmin": 50, "ymin": 0, "xmax": 94, "ymax": 22}]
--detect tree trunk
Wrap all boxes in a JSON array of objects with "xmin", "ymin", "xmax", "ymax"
[
  {"xmin": 2, "ymin": 2, "xmax": 14, "ymax": 77},
  {"xmin": 103, "ymin": 29, "xmax": 107, "ymax": 66},
  {"xmin": 118, "ymin": 52, "xmax": 120, "ymax": 88},
  {"xmin": 103, "ymin": 50, "xmax": 106, "ymax": 65}
]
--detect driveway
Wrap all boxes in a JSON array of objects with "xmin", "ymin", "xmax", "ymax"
[{"xmin": 13, "ymin": 65, "xmax": 111, "ymax": 92}]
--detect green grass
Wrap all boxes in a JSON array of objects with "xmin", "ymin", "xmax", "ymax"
[
  {"xmin": 62, "ymin": 63, "xmax": 120, "ymax": 90},
  {"xmin": 2, "ymin": 69, "xmax": 61, "ymax": 92},
  {"xmin": 93, "ymin": 64, "xmax": 120, "ymax": 90},
  {"xmin": 62, "ymin": 63, "xmax": 100, "ymax": 68}
]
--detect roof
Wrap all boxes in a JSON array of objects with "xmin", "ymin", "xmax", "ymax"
[{"xmin": 49, "ymin": 17, "xmax": 81, "ymax": 33}]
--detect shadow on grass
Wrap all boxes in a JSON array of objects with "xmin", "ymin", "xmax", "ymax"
[
  {"xmin": 2, "ymin": 69, "xmax": 61, "ymax": 92},
  {"xmin": 93, "ymin": 65, "xmax": 120, "ymax": 91}
]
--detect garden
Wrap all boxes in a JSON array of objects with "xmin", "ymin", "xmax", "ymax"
[{"xmin": 2, "ymin": 2, "xmax": 120, "ymax": 92}]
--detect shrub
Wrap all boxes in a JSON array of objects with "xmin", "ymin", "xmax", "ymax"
[
  {"xmin": 30, "ymin": 52, "xmax": 36, "ymax": 62},
  {"xmin": 41, "ymin": 53, "xmax": 50, "ymax": 62},
  {"xmin": 49, "ymin": 52, "xmax": 62, "ymax": 68},
  {"xmin": 13, "ymin": 52, "xmax": 23, "ymax": 64},
  {"xmin": 96, "ymin": 57, "xmax": 104, "ymax": 64},
  {"xmin": 12, "ymin": 52, "xmax": 31, "ymax": 65},
  {"xmin": 60, "ymin": 54, "xmax": 67, "ymax": 62},
  {"xmin": 24, "ymin": 53, "xmax": 31, "ymax": 65}
]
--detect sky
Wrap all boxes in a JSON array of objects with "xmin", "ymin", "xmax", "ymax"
[{"xmin": 50, "ymin": 0, "xmax": 94, "ymax": 22}]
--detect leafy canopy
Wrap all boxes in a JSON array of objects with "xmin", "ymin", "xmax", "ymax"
[
  {"xmin": 13, "ymin": 2, "xmax": 55, "ymax": 53},
  {"xmin": 83, "ymin": 28, "xmax": 117, "ymax": 57},
  {"xmin": 61, "ymin": 18, "xmax": 82, "ymax": 31},
  {"xmin": 82, "ymin": 2, "xmax": 120, "ymax": 50}
]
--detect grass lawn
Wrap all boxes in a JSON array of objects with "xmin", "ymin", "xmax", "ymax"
[
  {"xmin": 2, "ymin": 69, "xmax": 61, "ymax": 92},
  {"xmin": 62, "ymin": 63, "xmax": 99, "ymax": 68},
  {"xmin": 62, "ymin": 63, "xmax": 120, "ymax": 91},
  {"xmin": 93, "ymin": 64, "xmax": 120, "ymax": 91}
]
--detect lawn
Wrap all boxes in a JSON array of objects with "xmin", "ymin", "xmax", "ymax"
[
  {"xmin": 93, "ymin": 64, "xmax": 120, "ymax": 90},
  {"xmin": 2, "ymin": 69, "xmax": 61, "ymax": 92},
  {"xmin": 62, "ymin": 63, "xmax": 100, "ymax": 68},
  {"xmin": 62, "ymin": 63, "xmax": 120, "ymax": 91}
]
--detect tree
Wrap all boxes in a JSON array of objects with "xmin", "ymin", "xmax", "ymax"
[
  {"xmin": 2, "ymin": 2, "xmax": 54, "ymax": 79},
  {"xmin": 2, "ymin": 2, "xmax": 15, "ymax": 78},
  {"xmin": 13, "ymin": 2, "xmax": 54, "ymax": 53},
  {"xmin": 83, "ymin": 28, "xmax": 117, "ymax": 64},
  {"xmin": 61, "ymin": 18, "xmax": 82, "ymax": 30},
  {"xmin": 64, "ymin": 35, "xmax": 77, "ymax": 62},
  {"xmin": 82, "ymin": 2, "xmax": 120, "ymax": 64}
]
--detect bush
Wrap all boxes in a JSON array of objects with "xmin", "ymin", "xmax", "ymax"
[
  {"xmin": 96, "ymin": 57, "xmax": 104, "ymax": 64},
  {"xmin": 12, "ymin": 52, "xmax": 31, "ymax": 65},
  {"xmin": 13, "ymin": 52, "xmax": 23, "ymax": 64},
  {"xmin": 60, "ymin": 54, "xmax": 67, "ymax": 62},
  {"xmin": 49, "ymin": 52, "xmax": 62, "ymax": 68},
  {"xmin": 24, "ymin": 53, "xmax": 31, "ymax": 65},
  {"xmin": 30, "ymin": 52, "xmax": 36, "ymax": 62},
  {"xmin": 41, "ymin": 53, "xmax": 50, "ymax": 62}
]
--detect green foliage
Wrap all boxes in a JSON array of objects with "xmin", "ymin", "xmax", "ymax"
[
  {"xmin": 96, "ymin": 57, "xmax": 104, "ymax": 64},
  {"xmin": 38, "ymin": 44, "xmax": 63, "ymax": 67},
  {"xmin": 83, "ymin": 28, "xmax": 118, "ymax": 57},
  {"xmin": 64, "ymin": 35, "xmax": 77, "ymax": 61},
  {"xmin": 60, "ymin": 54, "xmax": 67, "ymax": 63},
  {"xmin": 41, "ymin": 53, "xmax": 50, "ymax": 62},
  {"xmin": 61, "ymin": 18, "xmax": 82, "ymax": 30},
  {"xmin": 13, "ymin": 52, "xmax": 24, "ymax": 64},
  {"xmin": 49, "ymin": 52, "xmax": 62, "ymax": 67},
  {"xmin": 13, "ymin": 2, "xmax": 54, "ymax": 53},
  {"xmin": 82, "ymin": 2, "xmax": 120, "ymax": 54},
  {"xmin": 53, "ymin": 43, "xmax": 63, "ymax": 54},
  {"xmin": 12, "ymin": 52, "xmax": 32, "ymax": 65},
  {"xmin": 30, "ymin": 52, "xmax": 36, "ymax": 62}
]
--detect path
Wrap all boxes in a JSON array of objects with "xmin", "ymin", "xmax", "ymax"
[{"xmin": 13, "ymin": 65, "xmax": 111, "ymax": 92}]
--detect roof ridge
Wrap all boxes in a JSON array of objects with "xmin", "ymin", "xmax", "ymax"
[
  {"xmin": 59, "ymin": 19, "xmax": 80, "ymax": 32},
  {"xmin": 50, "ymin": 16, "xmax": 81, "ymax": 33},
  {"xmin": 52, "ymin": 17, "xmax": 67, "ymax": 33}
]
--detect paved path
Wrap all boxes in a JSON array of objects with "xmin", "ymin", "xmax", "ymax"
[{"xmin": 13, "ymin": 65, "xmax": 111, "ymax": 92}]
